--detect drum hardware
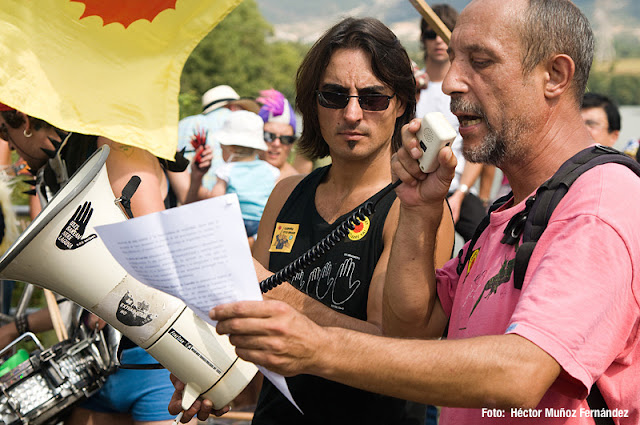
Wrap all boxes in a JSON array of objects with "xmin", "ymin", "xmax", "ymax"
[{"xmin": 0, "ymin": 327, "xmax": 112, "ymax": 425}]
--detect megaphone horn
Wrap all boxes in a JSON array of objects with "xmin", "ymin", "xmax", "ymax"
[{"xmin": 0, "ymin": 146, "xmax": 257, "ymax": 410}]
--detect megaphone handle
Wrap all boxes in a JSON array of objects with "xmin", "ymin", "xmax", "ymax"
[
  {"xmin": 115, "ymin": 175, "xmax": 142, "ymax": 219},
  {"xmin": 181, "ymin": 382, "xmax": 201, "ymax": 411},
  {"xmin": 44, "ymin": 289, "xmax": 68, "ymax": 341}
]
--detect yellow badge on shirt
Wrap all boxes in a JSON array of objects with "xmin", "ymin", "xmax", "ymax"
[
  {"xmin": 467, "ymin": 248, "xmax": 480, "ymax": 274},
  {"xmin": 269, "ymin": 223, "xmax": 299, "ymax": 253},
  {"xmin": 348, "ymin": 217, "xmax": 370, "ymax": 241}
]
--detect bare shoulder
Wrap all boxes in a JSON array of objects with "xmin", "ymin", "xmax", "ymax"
[
  {"xmin": 97, "ymin": 137, "xmax": 135, "ymax": 156},
  {"xmin": 382, "ymin": 198, "xmax": 401, "ymax": 243},
  {"xmin": 252, "ymin": 174, "xmax": 306, "ymax": 263},
  {"xmin": 269, "ymin": 174, "xmax": 306, "ymax": 209},
  {"xmin": 96, "ymin": 137, "xmax": 161, "ymax": 171}
]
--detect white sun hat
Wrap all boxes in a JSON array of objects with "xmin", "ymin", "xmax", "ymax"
[
  {"xmin": 201, "ymin": 85, "xmax": 240, "ymax": 114},
  {"xmin": 215, "ymin": 110, "xmax": 268, "ymax": 151},
  {"xmin": 201, "ymin": 85, "xmax": 260, "ymax": 114}
]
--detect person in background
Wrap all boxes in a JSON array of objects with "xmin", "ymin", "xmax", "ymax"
[
  {"xmin": 415, "ymin": 4, "xmax": 494, "ymax": 241},
  {"xmin": 257, "ymin": 89, "xmax": 311, "ymax": 181},
  {"xmin": 412, "ymin": 60, "xmax": 429, "ymax": 104},
  {"xmin": 186, "ymin": 110, "xmax": 279, "ymax": 243},
  {"xmin": 169, "ymin": 85, "xmax": 260, "ymax": 204},
  {"xmin": 580, "ymin": 92, "xmax": 621, "ymax": 148},
  {"xmin": 0, "ymin": 103, "xmax": 194, "ymax": 425}
]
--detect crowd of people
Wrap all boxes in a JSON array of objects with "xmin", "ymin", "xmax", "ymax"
[{"xmin": 0, "ymin": 0, "xmax": 639, "ymax": 425}]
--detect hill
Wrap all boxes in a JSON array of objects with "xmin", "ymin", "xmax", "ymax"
[{"xmin": 255, "ymin": 0, "xmax": 640, "ymax": 52}]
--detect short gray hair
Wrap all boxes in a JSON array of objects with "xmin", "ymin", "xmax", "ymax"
[{"xmin": 519, "ymin": 0, "xmax": 594, "ymax": 103}]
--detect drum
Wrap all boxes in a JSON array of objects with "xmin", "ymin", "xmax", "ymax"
[{"xmin": 0, "ymin": 328, "xmax": 113, "ymax": 425}]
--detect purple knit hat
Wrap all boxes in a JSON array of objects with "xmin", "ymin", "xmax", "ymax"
[{"xmin": 257, "ymin": 89, "xmax": 296, "ymax": 133}]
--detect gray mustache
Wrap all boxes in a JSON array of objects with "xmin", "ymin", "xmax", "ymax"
[{"xmin": 450, "ymin": 97, "xmax": 485, "ymax": 119}]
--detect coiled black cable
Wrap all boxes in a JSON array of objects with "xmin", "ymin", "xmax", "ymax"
[{"xmin": 260, "ymin": 179, "xmax": 402, "ymax": 293}]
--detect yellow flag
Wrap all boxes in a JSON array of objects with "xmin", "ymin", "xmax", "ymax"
[{"xmin": 0, "ymin": 0, "xmax": 242, "ymax": 160}]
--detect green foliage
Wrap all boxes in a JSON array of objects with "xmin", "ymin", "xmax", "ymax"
[
  {"xmin": 614, "ymin": 34, "xmax": 640, "ymax": 59},
  {"xmin": 587, "ymin": 71, "xmax": 640, "ymax": 106},
  {"xmin": 9, "ymin": 282, "xmax": 46, "ymax": 310},
  {"xmin": 179, "ymin": 0, "xmax": 308, "ymax": 119},
  {"xmin": 608, "ymin": 75, "xmax": 640, "ymax": 105},
  {"xmin": 178, "ymin": 91, "xmax": 202, "ymax": 122}
]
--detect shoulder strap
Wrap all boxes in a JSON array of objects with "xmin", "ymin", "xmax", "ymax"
[
  {"xmin": 456, "ymin": 192, "xmax": 512, "ymax": 275},
  {"xmin": 587, "ymin": 382, "xmax": 614, "ymax": 425},
  {"xmin": 455, "ymin": 146, "xmax": 638, "ymax": 418},
  {"xmin": 510, "ymin": 145, "xmax": 640, "ymax": 289},
  {"xmin": 517, "ymin": 145, "xmax": 638, "ymax": 424}
]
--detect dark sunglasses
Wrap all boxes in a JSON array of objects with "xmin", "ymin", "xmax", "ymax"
[
  {"xmin": 423, "ymin": 29, "xmax": 438, "ymax": 40},
  {"xmin": 264, "ymin": 131, "xmax": 296, "ymax": 145},
  {"xmin": 316, "ymin": 90, "xmax": 395, "ymax": 112}
]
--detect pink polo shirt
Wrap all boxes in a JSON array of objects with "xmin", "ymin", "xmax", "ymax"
[{"xmin": 436, "ymin": 163, "xmax": 640, "ymax": 425}]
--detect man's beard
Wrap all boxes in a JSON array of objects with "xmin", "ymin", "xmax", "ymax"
[{"xmin": 451, "ymin": 97, "xmax": 530, "ymax": 167}]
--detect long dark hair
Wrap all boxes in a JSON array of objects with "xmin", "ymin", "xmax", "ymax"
[{"xmin": 295, "ymin": 17, "xmax": 416, "ymax": 160}]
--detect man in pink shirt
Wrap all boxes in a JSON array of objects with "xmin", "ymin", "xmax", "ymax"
[{"xmin": 172, "ymin": 1, "xmax": 639, "ymax": 424}]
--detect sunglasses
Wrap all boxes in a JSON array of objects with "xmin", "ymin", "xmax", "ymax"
[
  {"xmin": 264, "ymin": 131, "xmax": 296, "ymax": 145},
  {"xmin": 423, "ymin": 29, "xmax": 438, "ymax": 40},
  {"xmin": 316, "ymin": 90, "xmax": 396, "ymax": 112}
]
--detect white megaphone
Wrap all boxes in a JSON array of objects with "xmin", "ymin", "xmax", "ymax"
[{"xmin": 0, "ymin": 146, "xmax": 257, "ymax": 410}]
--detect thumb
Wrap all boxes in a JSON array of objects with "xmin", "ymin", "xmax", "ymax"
[{"xmin": 435, "ymin": 146, "xmax": 457, "ymax": 189}]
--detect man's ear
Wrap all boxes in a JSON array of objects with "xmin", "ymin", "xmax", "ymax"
[
  {"xmin": 544, "ymin": 54, "xmax": 575, "ymax": 99},
  {"xmin": 395, "ymin": 96, "xmax": 407, "ymax": 119},
  {"xmin": 608, "ymin": 130, "xmax": 620, "ymax": 147},
  {"xmin": 19, "ymin": 112, "xmax": 32, "ymax": 132}
]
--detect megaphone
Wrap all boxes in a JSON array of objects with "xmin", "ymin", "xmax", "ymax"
[{"xmin": 0, "ymin": 145, "xmax": 257, "ymax": 410}]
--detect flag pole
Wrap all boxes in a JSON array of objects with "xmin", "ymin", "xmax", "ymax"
[
  {"xmin": 44, "ymin": 289, "xmax": 68, "ymax": 342},
  {"xmin": 408, "ymin": 0, "xmax": 452, "ymax": 44}
]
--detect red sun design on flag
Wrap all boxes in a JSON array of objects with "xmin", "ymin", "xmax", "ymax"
[{"xmin": 71, "ymin": 0, "xmax": 177, "ymax": 28}]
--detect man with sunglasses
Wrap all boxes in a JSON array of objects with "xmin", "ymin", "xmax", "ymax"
[
  {"xmin": 169, "ymin": 16, "xmax": 454, "ymax": 425},
  {"xmin": 416, "ymin": 4, "xmax": 492, "ymax": 243}
]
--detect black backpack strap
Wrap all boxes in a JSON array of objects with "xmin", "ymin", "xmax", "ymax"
[
  {"xmin": 456, "ymin": 192, "xmax": 512, "ymax": 275},
  {"xmin": 586, "ymin": 383, "xmax": 614, "ymax": 425},
  {"xmin": 509, "ymin": 145, "xmax": 640, "ymax": 289}
]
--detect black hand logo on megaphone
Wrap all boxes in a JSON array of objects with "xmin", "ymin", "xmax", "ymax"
[{"xmin": 56, "ymin": 201, "xmax": 98, "ymax": 250}]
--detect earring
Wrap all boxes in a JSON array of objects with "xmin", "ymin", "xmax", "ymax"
[{"xmin": 23, "ymin": 129, "xmax": 32, "ymax": 138}]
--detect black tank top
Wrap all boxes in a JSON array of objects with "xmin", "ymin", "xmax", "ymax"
[{"xmin": 253, "ymin": 165, "xmax": 407, "ymax": 425}]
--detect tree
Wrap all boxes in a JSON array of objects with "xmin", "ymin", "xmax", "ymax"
[
  {"xmin": 587, "ymin": 71, "xmax": 640, "ymax": 106},
  {"xmin": 609, "ymin": 75, "xmax": 640, "ymax": 106},
  {"xmin": 179, "ymin": 0, "xmax": 307, "ymax": 118}
]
